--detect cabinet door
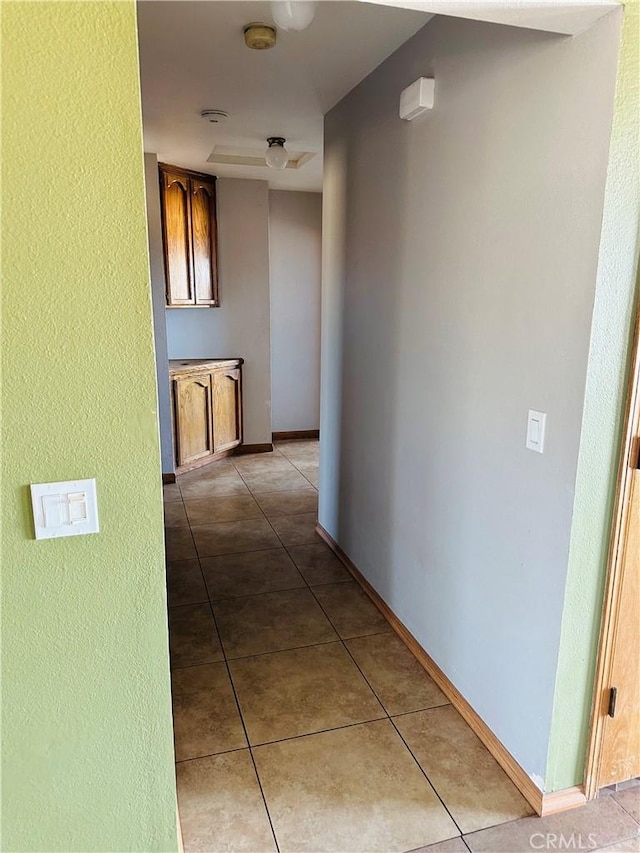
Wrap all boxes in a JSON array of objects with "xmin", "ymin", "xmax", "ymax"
[
  {"xmin": 161, "ymin": 170, "xmax": 193, "ymax": 305},
  {"xmin": 173, "ymin": 374, "xmax": 213, "ymax": 466},
  {"xmin": 190, "ymin": 177, "xmax": 219, "ymax": 306},
  {"xmin": 212, "ymin": 368, "xmax": 242, "ymax": 453}
]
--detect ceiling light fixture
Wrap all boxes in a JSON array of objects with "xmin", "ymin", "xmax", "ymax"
[
  {"xmin": 243, "ymin": 23, "xmax": 277, "ymax": 50},
  {"xmin": 270, "ymin": 1, "xmax": 318, "ymax": 32},
  {"xmin": 265, "ymin": 137, "xmax": 288, "ymax": 170}
]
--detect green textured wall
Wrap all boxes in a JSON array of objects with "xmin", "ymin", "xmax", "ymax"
[
  {"xmin": 546, "ymin": 0, "xmax": 640, "ymax": 792},
  {"xmin": 1, "ymin": 3, "xmax": 178, "ymax": 850}
]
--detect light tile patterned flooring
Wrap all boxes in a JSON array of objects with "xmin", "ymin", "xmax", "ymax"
[{"xmin": 165, "ymin": 441, "xmax": 640, "ymax": 853}]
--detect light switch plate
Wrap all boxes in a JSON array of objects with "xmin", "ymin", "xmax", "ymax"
[
  {"xmin": 30, "ymin": 478, "xmax": 99, "ymax": 540},
  {"xmin": 526, "ymin": 410, "xmax": 547, "ymax": 454}
]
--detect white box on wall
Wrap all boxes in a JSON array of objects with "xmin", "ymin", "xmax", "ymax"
[{"xmin": 399, "ymin": 77, "xmax": 435, "ymax": 121}]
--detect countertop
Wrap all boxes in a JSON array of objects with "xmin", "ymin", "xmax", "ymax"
[{"xmin": 169, "ymin": 357, "xmax": 244, "ymax": 376}]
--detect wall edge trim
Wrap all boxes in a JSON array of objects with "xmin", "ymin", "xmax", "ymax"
[{"xmin": 316, "ymin": 522, "xmax": 545, "ymax": 816}]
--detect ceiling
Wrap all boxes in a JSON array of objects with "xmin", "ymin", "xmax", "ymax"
[
  {"xmin": 364, "ymin": 0, "xmax": 618, "ymax": 36},
  {"xmin": 137, "ymin": 1, "xmax": 433, "ymax": 191}
]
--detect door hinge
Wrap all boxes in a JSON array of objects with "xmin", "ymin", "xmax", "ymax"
[{"xmin": 608, "ymin": 686, "xmax": 618, "ymax": 718}]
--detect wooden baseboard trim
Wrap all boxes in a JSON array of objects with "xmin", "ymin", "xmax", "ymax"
[
  {"xmin": 540, "ymin": 786, "xmax": 587, "ymax": 817},
  {"xmin": 273, "ymin": 430, "xmax": 320, "ymax": 441},
  {"xmin": 234, "ymin": 443, "xmax": 273, "ymax": 455},
  {"xmin": 315, "ymin": 522, "xmax": 545, "ymax": 817},
  {"xmin": 162, "ymin": 473, "xmax": 176, "ymax": 485}
]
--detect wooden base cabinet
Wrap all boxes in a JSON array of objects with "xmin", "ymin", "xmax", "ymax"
[
  {"xmin": 170, "ymin": 359, "xmax": 243, "ymax": 473},
  {"xmin": 212, "ymin": 367, "xmax": 242, "ymax": 453}
]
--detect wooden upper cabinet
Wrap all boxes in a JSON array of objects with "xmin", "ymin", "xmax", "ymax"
[
  {"xmin": 161, "ymin": 170, "xmax": 193, "ymax": 305},
  {"xmin": 159, "ymin": 164, "xmax": 219, "ymax": 307},
  {"xmin": 190, "ymin": 177, "xmax": 219, "ymax": 306}
]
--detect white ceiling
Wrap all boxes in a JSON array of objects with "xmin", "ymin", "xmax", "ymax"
[
  {"xmin": 363, "ymin": 0, "xmax": 618, "ymax": 36},
  {"xmin": 137, "ymin": 1, "xmax": 433, "ymax": 191}
]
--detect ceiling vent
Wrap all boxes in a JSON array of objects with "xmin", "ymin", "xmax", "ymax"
[{"xmin": 206, "ymin": 145, "xmax": 316, "ymax": 170}]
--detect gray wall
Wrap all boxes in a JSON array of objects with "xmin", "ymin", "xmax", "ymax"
[
  {"xmin": 144, "ymin": 153, "xmax": 174, "ymax": 474},
  {"xmin": 269, "ymin": 190, "xmax": 322, "ymax": 432},
  {"xmin": 320, "ymin": 12, "xmax": 620, "ymax": 785},
  {"xmin": 165, "ymin": 178, "xmax": 272, "ymax": 445}
]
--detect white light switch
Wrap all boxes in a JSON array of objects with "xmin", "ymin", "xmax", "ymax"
[
  {"xmin": 526, "ymin": 410, "xmax": 547, "ymax": 454},
  {"xmin": 30, "ymin": 479, "xmax": 99, "ymax": 540}
]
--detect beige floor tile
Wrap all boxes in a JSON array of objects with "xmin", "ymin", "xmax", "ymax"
[
  {"xmin": 409, "ymin": 838, "xmax": 470, "ymax": 853},
  {"xmin": 177, "ymin": 751, "xmax": 277, "ymax": 853},
  {"xmin": 596, "ymin": 838, "xmax": 640, "ymax": 852},
  {"xmin": 395, "ymin": 705, "xmax": 534, "ymax": 834},
  {"xmin": 612, "ymin": 787, "xmax": 640, "ymax": 823},
  {"xmin": 287, "ymin": 542, "xmax": 352, "ymax": 585},
  {"xmin": 233, "ymin": 453, "xmax": 293, "ymax": 474},
  {"xmin": 166, "ymin": 560, "xmax": 208, "ymax": 607},
  {"xmin": 178, "ymin": 459, "xmax": 238, "ymax": 482},
  {"xmin": 229, "ymin": 642, "xmax": 385, "ymax": 745},
  {"xmin": 313, "ymin": 581, "xmax": 392, "ymax": 638},
  {"xmin": 201, "ymin": 548, "xmax": 305, "ymax": 601},
  {"xmin": 165, "ymin": 527, "xmax": 196, "ymax": 562},
  {"xmin": 269, "ymin": 512, "xmax": 319, "ymax": 546},
  {"xmin": 253, "ymin": 489, "xmax": 318, "ymax": 518},
  {"xmin": 276, "ymin": 441, "xmax": 320, "ymax": 465},
  {"xmin": 464, "ymin": 796, "xmax": 639, "ymax": 852},
  {"xmin": 254, "ymin": 719, "xmax": 459, "ymax": 853},
  {"xmin": 213, "ymin": 587, "xmax": 338, "ymax": 659},
  {"xmin": 191, "ymin": 518, "xmax": 280, "ymax": 558},
  {"xmin": 346, "ymin": 633, "xmax": 449, "ymax": 715},
  {"xmin": 241, "ymin": 468, "xmax": 312, "ymax": 493},
  {"xmin": 169, "ymin": 603, "xmax": 223, "ymax": 668},
  {"xmin": 184, "ymin": 494, "xmax": 262, "ymax": 526},
  {"xmin": 163, "ymin": 501, "xmax": 189, "ymax": 528},
  {"xmin": 297, "ymin": 464, "xmax": 320, "ymax": 488},
  {"xmin": 179, "ymin": 475, "xmax": 250, "ymax": 501},
  {"xmin": 163, "ymin": 483, "xmax": 182, "ymax": 502},
  {"xmin": 172, "ymin": 663, "xmax": 246, "ymax": 761}
]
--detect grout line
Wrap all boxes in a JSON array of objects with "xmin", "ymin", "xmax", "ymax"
[
  {"xmin": 204, "ymin": 582, "xmax": 308, "ymax": 604},
  {"xmin": 301, "ymin": 578, "xmax": 465, "ymax": 838},
  {"xmin": 175, "ymin": 745, "xmax": 248, "ymax": 764},
  {"xmin": 388, "ymin": 702, "xmax": 453, "ymax": 718},
  {"xmin": 388, "ymin": 715, "xmax": 464, "ymax": 836},
  {"xmin": 203, "ymin": 596, "xmax": 282, "ymax": 853},
  {"xmin": 325, "ymin": 606, "xmax": 465, "ymax": 838},
  {"xmin": 170, "ymin": 659, "xmax": 228, "ymax": 672},
  {"xmin": 224, "ymin": 638, "xmax": 340, "ymax": 663},
  {"xmin": 168, "ymin": 598, "xmax": 211, "ymax": 609},
  {"xmin": 246, "ymin": 715, "xmax": 389, "ymax": 750},
  {"xmin": 605, "ymin": 799, "xmax": 640, "ymax": 831}
]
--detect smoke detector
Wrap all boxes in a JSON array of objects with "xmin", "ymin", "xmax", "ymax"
[
  {"xmin": 243, "ymin": 23, "xmax": 277, "ymax": 50},
  {"xmin": 201, "ymin": 110, "xmax": 230, "ymax": 124}
]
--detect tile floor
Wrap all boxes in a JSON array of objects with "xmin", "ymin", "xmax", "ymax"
[{"xmin": 165, "ymin": 440, "xmax": 640, "ymax": 853}]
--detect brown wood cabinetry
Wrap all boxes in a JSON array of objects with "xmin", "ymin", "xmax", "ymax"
[
  {"xmin": 212, "ymin": 368, "xmax": 242, "ymax": 453},
  {"xmin": 159, "ymin": 164, "xmax": 219, "ymax": 307},
  {"xmin": 170, "ymin": 359, "xmax": 243, "ymax": 472}
]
